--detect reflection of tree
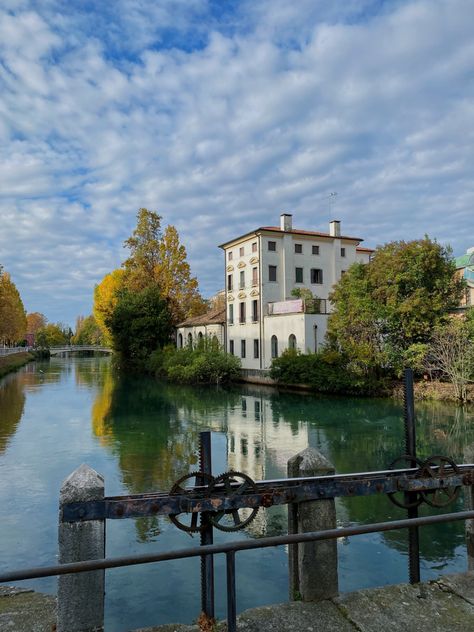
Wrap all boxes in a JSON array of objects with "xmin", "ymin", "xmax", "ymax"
[{"xmin": 0, "ymin": 375, "xmax": 25, "ymax": 454}]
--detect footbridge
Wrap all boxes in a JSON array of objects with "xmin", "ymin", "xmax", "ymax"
[{"xmin": 49, "ymin": 345, "xmax": 112, "ymax": 356}]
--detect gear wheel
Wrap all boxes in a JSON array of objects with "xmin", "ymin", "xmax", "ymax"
[
  {"xmin": 387, "ymin": 455, "xmax": 424, "ymax": 509},
  {"xmin": 168, "ymin": 471, "xmax": 215, "ymax": 533},
  {"xmin": 208, "ymin": 471, "xmax": 259, "ymax": 532},
  {"xmin": 418, "ymin": 455, "xmax": 460, "ymax": 508}
]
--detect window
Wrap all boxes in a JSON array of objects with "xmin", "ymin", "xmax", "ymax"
[
  {"xmin": 314, "ymin": 325, "xmax": 318, "ymax": 352},
  {"xmin": 252, "ymin": 267, "xmax": 258, "ymax": 285},
  {"xmin": 288, "ymin": 334, "xmax": 297, "ymax": 350},
  {"xmin": 295, "ymin": 267, "xmax": 303, "ymax": 283},
  {"xmin": 312, "ymin": 245, "xmax": 320, "ymax": 255},
  {"xmin": 295, "ymin": 243, "xmax": 302, "ymax": 254},
  {"xmin": 252, "ymin": 299, "xmax": 258, "ymax": 322},
  {"xmin": 254, "ymin": 339, "xmax": 259, "ymax": 358},
  {"xmin": 341, "ymin": 247, "xmax": 346, "ymax": 257},
  {"xmin": 252, "ymin": 242, "xmax": 257, "ymax": 252},
  {"xmin": 228, "ymin": 304, "xmax": 234, "ymax": 325},
  {"xmin": 239, "ymin": 302, "xmax": 246, "ymax": 323},
  {"xmin": 227, "ymin": 274, "xmax": 233, "ymax": 291},
  {"xmin": 268, "ymin": 241, "xmax": 276, "ymax": 251},
  {"xmin": 239, "ymin": 246, "xmax": 244, "ymax": 257},
  {"xmin": 239, "ymin": 270, "xmax": 245, "ymax": 289},
  {"xmin": 229, "ymin": 340, "xmax": 234, "ymax": 355},
  {"xmin": 178, "ymin": 333, "xmax": 183, "ymax": 348},
  {"xmin": 228, "ymin": 251, "xmax": 233, "ymax": 261},
  {"xmin": 241, "ymin": 340, "xmax": 246, "ymax": 358},
  {"xmin": 269, "ymin": 265, "xmax": 277, "ymax": 282},
  {"xmin": 271, "ymin": 335, "xmax": 278, "ymax": 359},
  {"xmin": 187, "ymin": 333, "xmax": 193, "ymax": 347},
  {"xmin": 311, "ymin": 268, "xmax": 323, "ymax": 284},
  {"xmin": 341, "ymin": 270, "xmax": 346, "ymax": 278},
  {"xmin": 198, "ymin": 332, "xmax": 203, "ymax": 341}
]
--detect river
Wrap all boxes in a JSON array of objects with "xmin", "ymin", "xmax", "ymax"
[{"xmin": 0, "ymin": 356, "xmax": 473, "ymax": 630}]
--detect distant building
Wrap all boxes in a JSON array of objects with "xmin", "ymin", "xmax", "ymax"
[
  {"xmin": 455, "ymin": 247, "xmax": 474, "ymax": 311},
  {"xmin": 176, "ymin": 306, "xmax": 226, "ymax": 348},
  {"xmin": 219, "ymin": 213, "xmax": 373, "ymax": 370}
]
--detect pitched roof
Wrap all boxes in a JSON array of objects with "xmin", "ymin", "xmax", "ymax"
[
  {"xmin": 219, "ymin": 225, "xmax": 364, "ymax": 248},
  {"xmin": 356, "ymin": 246, "xmax": 375, "ymax": 253},
  {"xmin": 177, "ymin": 307, "xmax": 225, "ymax": 328}
]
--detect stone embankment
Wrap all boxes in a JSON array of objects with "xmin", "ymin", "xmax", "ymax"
[{"xmin": 3, "ymin": 572, "xmax": 473, "ymax": 632}]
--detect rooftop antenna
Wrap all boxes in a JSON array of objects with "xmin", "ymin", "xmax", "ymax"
[{"xmin": 329, "ymin": 192, "xmax": 337, "ymax": 215}]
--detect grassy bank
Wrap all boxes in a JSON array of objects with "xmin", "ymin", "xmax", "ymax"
[{"xmin": 0, "ymin": 352, "xmax": 35, "ymax": 379}]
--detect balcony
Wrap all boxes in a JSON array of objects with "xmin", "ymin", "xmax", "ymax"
[{"xmin": 267, "ymin": 298, "xmax": 327, "ymax": 315}]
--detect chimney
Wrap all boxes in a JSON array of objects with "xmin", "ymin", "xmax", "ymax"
[
  {"xmin": 280, "ymin": 213, "xmax": 292, "ymax": 231},
  {"xmin": 329, "ymin": 220, "xmax": 341, "ymax": 237}
]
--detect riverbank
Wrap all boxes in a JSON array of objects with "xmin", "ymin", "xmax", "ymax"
[{"xmin": 0, "ymin": 352, "xmax": 34, "ymax": 379}]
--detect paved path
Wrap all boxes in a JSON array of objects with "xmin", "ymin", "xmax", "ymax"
[{"xmin": 1, "ymin": 572, "xmax": 473, "ymax": 631}]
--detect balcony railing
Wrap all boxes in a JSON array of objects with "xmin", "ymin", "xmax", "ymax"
[{"xmin": 267, "ymin": 298, "xmax": 327, "ymax": 315}]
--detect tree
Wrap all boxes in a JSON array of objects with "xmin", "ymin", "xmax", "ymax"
[
  {"xmin": 328, "ymin": 238, "xmax": 465, "ymax": 374},
  {"xmin": 425, "ymin": 320, "xmax": 474, "ymax": 402},
  {"xmin": 72, "ymin": 315, "xmax": 104, "ymax": 345},
  {"xmin": 122, "ymin": 209, "xmax": 206, "ymax": 324},
  {"xmin": 0, "ymin": 266, "xmax": 27, "ymax": 345},
  {"xmin": 93, "ymin": 269, "xmax": 125, "ymax": 344},
  {"xmin": 105, "ymin": 285, "xmax": 173, "ymax": 369},
  {"xmin": 36, "ymin": 323, "xmax": 69, "ymax": 348},
  {"xmin": 26, "ymin": 312, "xmax": 47, "ymax": 334}
]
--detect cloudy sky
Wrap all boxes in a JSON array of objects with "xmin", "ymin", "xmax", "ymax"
[{"xmin": 1, "ymin": 0, "xmax": 473, "ymax": 326}]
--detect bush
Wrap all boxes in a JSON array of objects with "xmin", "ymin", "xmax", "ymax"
[
  {"xmin": 270, "ymin": 349, "xmax": 386, "ymax": 395},
  {"xmin": 149, "ymin": 338, "xmax": 241, "ymax": 384}
]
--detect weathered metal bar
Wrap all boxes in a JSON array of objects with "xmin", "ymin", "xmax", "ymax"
[
  {"xmin": 404, "ymin": 368, "xmax": 420, "ymax": 584},
  {"xmin": 226, "ymin": 551, "xmax": 237, "ymax": 632},
  {"xmin": 199, "ymin": 431, "xmax": 214, "ymax": 620},
  {"xmin": 2, "ymin": 509, "xmax": 474, "ymax": 584},
  {"xmin": 62, "ymin": 468, "xmax": 474, "ymax": 522}
]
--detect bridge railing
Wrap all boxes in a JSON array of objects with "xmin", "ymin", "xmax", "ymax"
[{"xmin": 0, "ymin": 347, "xmax": 31, "ymax": 356}]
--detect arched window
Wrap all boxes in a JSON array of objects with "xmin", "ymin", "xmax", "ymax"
[
  {"xmin": 198, "ymin": 332, "xmax": 203, "ymax": 340},
  {"xmin": 288, "ymin": 334, "xmax": 297, "ymax": 350},
  {"xmin": 314, "ymin": 325, "xmax": 318, "ymax": 352},
  {"xmin": 187, "ymin": 333, "xmax": 193, "ymax": 347},
  {"xmin": 178, "ymin": 333, "xmax": 183, "ymax": 348},
  {"xmin": 271, "ymin": 335, "xmax": 278, "ymax": 358}
]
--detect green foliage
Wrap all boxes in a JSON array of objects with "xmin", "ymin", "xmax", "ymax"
[
  {"xmin": 150, "ymin": 338, "xmax": 241, "ymax": 384},
  {"xmin": 36, "ymin": 323, "xmax": 69, "ymax": 348},
  {"xmin": 328, "ymin": 238, "xmax": 464, "ymax": 375},
  {"xmin": 0, "ymin": 266, "xmax": 27, "ymax": 345},
  {"xmin": 105, "ymin": 285, "xmax": 173, "ymax": 369},
  {"xmin": 270, "ymin": 349, "xmax": 386, "ymax": 395},
  {"xmin": 72, "ymin": 315, "xmax": 104, "ymax": 345}
]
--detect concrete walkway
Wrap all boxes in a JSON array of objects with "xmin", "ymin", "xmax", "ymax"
[{"xmin": 1, "ymin": 572, "xmax": 473, "ymax": 631}]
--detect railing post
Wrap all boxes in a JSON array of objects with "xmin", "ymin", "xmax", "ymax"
[
  {"xmin": 287, "ymin": 447, "xmax": 338, "ymax": 601},
  {"xmin": 58, "ymin": 464, "xmax": 105, "ymax": 632},
  {"xmin": 465, "ymin": 445, "xmax": 474, "ymax": 571}
]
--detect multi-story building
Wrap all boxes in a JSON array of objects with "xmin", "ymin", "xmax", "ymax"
[
  {"xmin": 455, "ymin": 247, "xmax": 474, "ymax": 311},
  {"xmin": 219, "ymin": 213, "xmax": 373, "ymax": 370}
]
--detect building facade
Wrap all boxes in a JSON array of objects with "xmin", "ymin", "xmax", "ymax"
[
  {"xmin": 176, "ymin": 307, "xmax": 225, "ymax": 348},
  {"xmin": 455, "ymin": 247, "xmax": 474, "ymax": 311},
  {"xmin": 219, "ymin": 213, "xmax": 373, "ymax": 370}
]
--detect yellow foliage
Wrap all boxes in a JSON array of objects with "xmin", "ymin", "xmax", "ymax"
[{"xmin": 93, "ymin": 269, "xmax": 125, "ymax": 344}]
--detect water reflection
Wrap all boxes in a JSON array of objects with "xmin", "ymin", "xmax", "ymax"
[{"xmin": 0, "ymin": 373, "xmax": 26, "ymax": 454}]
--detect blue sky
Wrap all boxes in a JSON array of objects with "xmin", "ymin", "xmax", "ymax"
[{"xmin": 1, "ymin": 0, "xmax": 473, "ymax": 326}]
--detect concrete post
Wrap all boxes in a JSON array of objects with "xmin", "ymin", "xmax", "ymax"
[
  {"xmin": 287, "ymin": 447, "xmax": 338, "ymax": 601},
  {"xmin": 465, "ymin": 445, "xmax": 474, "ymax": 571},
  {"xmin": 58, "ymin": 464, "xmax": 105, "ymax": 632}
]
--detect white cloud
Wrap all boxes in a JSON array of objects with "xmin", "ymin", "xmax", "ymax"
[{"xmin": 0, "ymin": 0, "xmax": 473, "ymax": 324}]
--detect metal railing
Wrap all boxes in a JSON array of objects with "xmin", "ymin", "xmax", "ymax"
[
  {"xmin": 1, "ymin": 509, "xmax": 474, "ymax": 632},
  {"xmin": 0, "ymin": 347, "xmax": 31, "ymax": 356}
]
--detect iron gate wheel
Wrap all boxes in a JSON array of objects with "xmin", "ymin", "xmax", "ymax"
[
  {"xmin": 387, "ymin": 455, "xmax": 424, "ymax": 509},
  {"xmin": 168, "ymin": 471, "xmax": 215, "ymax": 533},
  {"xmin": 419, "ymin": 455, "xmax": 461, "ymax": 508},
  {"xmin": 208, "ymin": 471, "xmax": 259, "ymax": 532}
]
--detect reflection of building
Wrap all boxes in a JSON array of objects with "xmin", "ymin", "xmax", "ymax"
[
  {"xmin": 455, "ymin": 247, "xmax": 474, "ymax": 310},
  {"xmin": 219, "ymin": 213, "xmax": 373, "ymax": 369},
  {"xmin": 176, "ymin": 307, "xmax": 225, "ymax": 348}
]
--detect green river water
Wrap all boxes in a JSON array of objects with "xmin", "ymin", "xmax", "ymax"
[{"xmin": 1, "ymin": 355, "xmax": 474, "ymax": 630}]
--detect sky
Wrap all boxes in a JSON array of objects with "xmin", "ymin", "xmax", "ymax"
[{"xmin": 1, "ymin": 0, "xmax": 473, "ymax": 327}]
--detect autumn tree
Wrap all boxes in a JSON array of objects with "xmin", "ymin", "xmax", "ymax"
[
  {"xmin": 122, "ymin": 209, "xmax": 206, "ymax": 324},
  {"xmin": 26, "ymin": 312, "xmax": 47, "ymax": 334},
  {"xmin": 93, "ymin": 269, "xmax": 125, "ymax": 344},
  {"xmin": 0, "ymin": 266, "xmax": 27, "ymax": 345},
  {"xmin": 328, "ymin": 238, "xmax": 465, "ymax": 374},
  {"xmin": 72, "ymin": 315, "xmax": 104, "ymax": 345},
  {"xmin": 36, "ymin": 323, "xmax": 69, "ymax": 348}
]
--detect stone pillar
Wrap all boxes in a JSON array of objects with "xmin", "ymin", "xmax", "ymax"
[
  {"xmin": 58, "ymin": 464, "xmax": 105, "ymax": 632},
  {"xmin": 465, "ymin": 445, "xmax": 474, "ymax": 571},
  {"xmin": 288, "ymin": 447, "xmax": 338, "ymax": 601}
]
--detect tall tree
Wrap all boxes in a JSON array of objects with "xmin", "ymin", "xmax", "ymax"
[
  {"xmin": 123, "ymin": 208, "xmax": 162, "ymax": 289},
  {"xmin": 35, "ymin": 323, "xmax": 69, "ymax": 348},
  {"xmin": 0, "ymin": 266, "xmax": 27, "ymax": 345},
  {"xmin": 72, "ymin": 315, "xmax": 104, "ymax": 345},
  {"xmin": 93, "ymin": 269, "xmax": 125, "ymax": 344},
  {"xmin": 26, "ymin": 312, "xmax": 47, "ymax": 334},
  {"xmin": 328, "ymin": 238, "xmax": 465, "ymax": 374}
]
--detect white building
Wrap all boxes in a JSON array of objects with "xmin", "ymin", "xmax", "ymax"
[
  {"xmin": 176, "ymin": 306, "xmax": 225, "ymax": 348},
  {"xmin": 219, "ymin": 214, "xmax": 373, "ymax": 370}
]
